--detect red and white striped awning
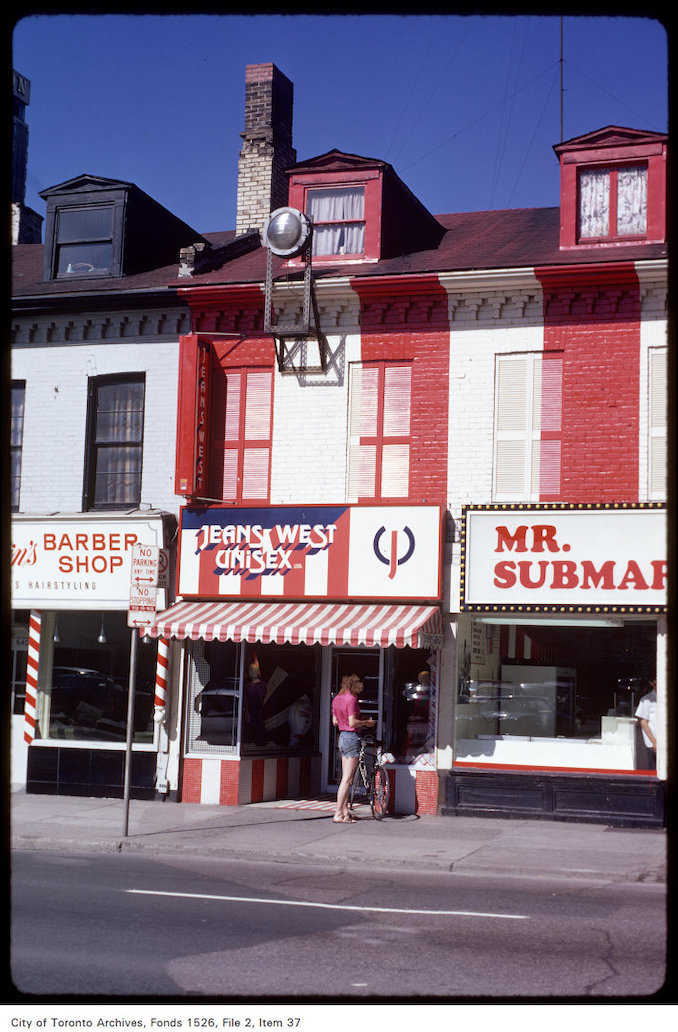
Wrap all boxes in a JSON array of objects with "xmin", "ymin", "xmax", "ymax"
[{"xmin": 146, "ymin": 599, "xmax": 442, "ymax": 650}]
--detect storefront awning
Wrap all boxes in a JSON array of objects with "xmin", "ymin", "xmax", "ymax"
[{"xmin": 145, "ymin": 599, "xmax": 443, "ymax": 650}]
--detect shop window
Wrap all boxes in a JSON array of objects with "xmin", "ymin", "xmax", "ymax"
[
  {"xmin": 54, "ymin": 205, "xmax": 114, "ymax": 277},
  {"xmin": 35, "ymin": 611, "xmax": 157, "ymax": 744},
  {"xmin": 11, "ymin": 380, "xmax": 25, "ymax": 511},
  {"xmin": 186, "ymin": 641, "xmax": 241, "ymax": 755},
  {"xmin": 210, "ymin": 367, "xmax": 273, "ymax": 503},
  {"xmin": 648, "ymin": 347, "xmax": 667, "ymax": 500},
  {"xmin": 306, "ymin": 187, "xmax": 365, "ymax": 257},
  {"xmin": 578, "ymin": 165, "xmax": 647, "ymax": 240},
  {"xmin": 387, "ymin": 648, "xmax": 436, "ymax": 764},
  {"xmin": 493, "ymin": 353, "xmax": 562, "ymax": 502},
  {"xmin": 11, "ymin": 620, "xmax": 29, "ymax": 716},
  {"xmin": 454, "ymin": 618, "xmax": 657, "ymax": 773},
  {"xmin": 242, "ymin": 644, "xmax": 320, "ymax": 755},
  {"xmin": 185, "ymin": 641, "xmax": 320, "ymax": 757},
  {"xmin": 84, "ymin": 374, "xmax": 145, "ymax": 510},
  {"xmin": 347, "ymin": 361, "xmax": 411, "ymax": 501}
]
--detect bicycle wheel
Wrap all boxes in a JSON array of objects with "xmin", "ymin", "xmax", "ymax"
[
  {"xmin": 349, "ymin": 763, "xmax": 369, "ymax": 809},
  {"xmin": 370, "ymin": 764, "xmax": 390, "ymax": 820}
]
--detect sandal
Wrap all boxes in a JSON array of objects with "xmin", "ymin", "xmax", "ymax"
[{"xmin": 333, "ymin": 814, "xmax": 357, "ymax": 823}]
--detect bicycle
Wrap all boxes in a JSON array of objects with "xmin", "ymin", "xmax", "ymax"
[{"xmin": 349, "ymin": 734, "xmax": 391, "ymax": 820}]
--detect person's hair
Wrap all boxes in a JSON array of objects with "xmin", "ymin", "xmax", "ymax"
[{"xmin": 340, "ymin": 673, "xmax": 363, "ymax": 696}]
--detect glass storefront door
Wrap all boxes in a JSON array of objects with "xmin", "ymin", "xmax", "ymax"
[{"xmin": 327, "ymin": 648, "xmax": 382, "ymax": 785}]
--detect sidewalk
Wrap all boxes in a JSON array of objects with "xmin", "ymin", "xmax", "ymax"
[{"xmin": 10, "ymin": 789, "xmax": 667, "ymax": 884}]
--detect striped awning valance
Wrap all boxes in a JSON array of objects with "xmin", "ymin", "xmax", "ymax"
[{"xmin": 146, "ymin": 599, "xmax": 442, "ymax": 650}]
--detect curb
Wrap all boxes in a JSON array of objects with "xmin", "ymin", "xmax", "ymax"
[{"xmin": 10, "ymin": 835, "xmax": 666, "ymax": 882}]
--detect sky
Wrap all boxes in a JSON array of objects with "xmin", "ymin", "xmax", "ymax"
[{"xmin": 12, "ymin": 12, "xmax": 669, "ymax": 235}]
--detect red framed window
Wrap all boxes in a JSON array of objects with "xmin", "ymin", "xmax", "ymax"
[
  {"xmin": 210, "ymin": 367, "xmax": 273, "ymax": 503},
  {"xmin": 306, "ymin": 187, "xmax": 365, "ymax": 257},
  {"xmin": 578, "ymin": 165, "xmax": 647, "ymax": 241},
  {"xmin": 347, "ymin": 361, "xmax": 411, "ymax": 501}
]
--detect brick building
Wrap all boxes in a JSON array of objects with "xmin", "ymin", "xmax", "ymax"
[{"xmin": 11, "ymin": 64, "xmax": 668, "ymax": 823}]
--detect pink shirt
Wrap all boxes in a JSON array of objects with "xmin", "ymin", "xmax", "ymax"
[{"xmin": 332, "ymin": 691, "xmax": 359, "ymax": 732}]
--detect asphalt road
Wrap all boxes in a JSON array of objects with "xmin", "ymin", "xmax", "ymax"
[{"xmin": 11, "ymin": 849, "xmax": 667, "ymax": 1000}]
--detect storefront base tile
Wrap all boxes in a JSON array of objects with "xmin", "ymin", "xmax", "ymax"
[
  {"xmin": 26, "ymin": 746, "xmax": 156, "ymax": 800},
  {"xmin": 440, "ymin": 768, "xmax": 665, "ymax": 827},
  {"xmin": 180, "ymin": 754, "xmax": 322, "ymax": 806}
]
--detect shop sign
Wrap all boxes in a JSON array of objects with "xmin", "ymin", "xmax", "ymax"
[
  {"xmin": 11, "ymin": 515, "xmax": 165, "ymax": 610},
  {"xmin": 177, "ymin": 504, "xmax": 443, "ymax": 601},
  {"xmin": 461, "ymin": 504, "xmax": 667, "ymax": 613}
]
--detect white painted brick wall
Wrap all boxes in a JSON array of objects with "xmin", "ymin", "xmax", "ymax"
[
  {"xmin": 12, "ymin": 339, "xmax": 180, "ymax": 517},
  {"xmin": 270, "ymin": 331, "xmax": 361, "ymax": 503}
]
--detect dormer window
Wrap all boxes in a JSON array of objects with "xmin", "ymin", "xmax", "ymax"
[
  {"xmin": 40, "ymin": 174, "xmax": 205, "ymax": 282},
  {"xmin": 306, "ymin": 187, "xmax": 365, "ymax": 256},
  {"xmin": 55, "ymin": 205, "xmax": 114, "ymax": 277},
  {"xmin": 578, "ymin": 165, "xmax": 647, "ymax": 240},
  {"xmin": 285, "ymin": 151, "xmax": 444, "ymax": 265},
  {"xmin": 554, "ymin": 127, "xmax": 666, "ymax": 250}
]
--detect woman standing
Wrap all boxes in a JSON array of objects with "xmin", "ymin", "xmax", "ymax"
[{"xmin": 331, "ymin": 674, "xmax": 375, "ymax": 823}]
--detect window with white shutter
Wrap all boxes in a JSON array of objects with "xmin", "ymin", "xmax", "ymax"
[
  {"xmin": 347, "ymin": 361, "xmax": 411, "ymax": 501},
  {"xmin": 493, "ymin": 353, "xmax": 562, "ymax": 501},
  {"xmin": 211, "ymin": 367, "xmax": 273, "ymax": 502},
  {"xmin": 648, "ymin": 347, "xmax": 667, "ymax": 500}
]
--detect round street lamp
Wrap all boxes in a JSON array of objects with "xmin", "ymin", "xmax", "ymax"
[{"xmin": 262, "ymin": 207, "xmax": 312, "ymax": 258}]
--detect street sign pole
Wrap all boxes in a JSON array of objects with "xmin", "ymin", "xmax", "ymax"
[
  {"xmin": 122, "ymin": 626, "xmax": 138, "ymax": 838},
  {"xmin": 123, "ymin": 543, "xmax": 165, "ymax": 837}
]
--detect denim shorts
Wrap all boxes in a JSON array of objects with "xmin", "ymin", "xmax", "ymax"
[{"xmin": 338, "ymin": 730, "xmax": 361, "ymax": 758}]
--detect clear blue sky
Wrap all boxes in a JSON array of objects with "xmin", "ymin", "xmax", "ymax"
[{"xmin": 12, "ymin": 13, "xmax": 668, "ymax": 235}]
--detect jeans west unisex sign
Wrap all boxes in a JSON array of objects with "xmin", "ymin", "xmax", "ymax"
[
  {"xmin": 461, "ymin": 504, "xmax": 667, "ymax": 613},
  {"xmin": 178, "ymin": 504, "xmax": 443, "ymax": 601}
]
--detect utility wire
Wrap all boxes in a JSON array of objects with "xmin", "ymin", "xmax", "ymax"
[
  {"xmin": 401, "ymin": 59, "xmax": 560, "ymax": 174},
  {"xmin": 388, "ymin": 24, "xmax": 471, "ymax": 168},
  {"xmin": 506, "ymin": 68, "xmax": 559, "ymax": 208},
  {"xmin": 565, "ymin": 58, "xmax": 666, "ymax": 127}
]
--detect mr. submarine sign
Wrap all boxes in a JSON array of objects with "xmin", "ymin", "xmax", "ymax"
[
  {"xmin": 461, "ymin": 504, "xmax": 667, "ymax": 613},
  {"xmin": 178, "ymin": 504, "xmax": 443, "ymax": 601}
]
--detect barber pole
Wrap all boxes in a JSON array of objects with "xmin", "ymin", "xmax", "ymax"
[
  {"xmin": 24, "ymin": 610, "xmax": 40, "ymax": 743},
  {"xmin": 154, "ymin": 637, "xmax": 170, "ymax": 709}
]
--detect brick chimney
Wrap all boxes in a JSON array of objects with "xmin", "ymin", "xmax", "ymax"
[{"xmin": 236, "ymin": 63, "xmax": 296, "ymax": 236}]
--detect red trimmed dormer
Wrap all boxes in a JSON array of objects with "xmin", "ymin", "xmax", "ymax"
[
  {"xmin": 285, "ymin": 150, "xmax": 444, "ymax": 265},
  {"xmin": 555, "ymin": 126, "xmax": 667, "ymax": 250}
]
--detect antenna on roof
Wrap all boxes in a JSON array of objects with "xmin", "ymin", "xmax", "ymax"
[{"xmin": 559, "ymin": 17, "xmax": 564, "ymax": 143}]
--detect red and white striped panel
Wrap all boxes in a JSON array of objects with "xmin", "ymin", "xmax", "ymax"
[
  {"xmin": 181, "ymin": 755, "xmax": 321, "ymax": 806},
  {"xmin": 24, "ymin": 610, "xmax": 41, "ymax": 744},
  {"xmin": 147, "ymin": 599, "xmax": 441, "ymax": 650},
  {"xmin": 154, "ymin": 637, "xmax": 170, "ymax": 708}
]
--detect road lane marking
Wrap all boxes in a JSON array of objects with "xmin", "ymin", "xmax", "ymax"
[{"xmin": 125, "ymin": 888, "xmax": 528, "ymax": 920}]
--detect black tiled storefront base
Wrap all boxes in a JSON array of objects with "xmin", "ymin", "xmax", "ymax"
[
  {"xmin": 26, "ymin": 746, "xmax": 156, "ymax": 800},
  {"xmin": 441, "ymin": 768, "xmax": 665, "ymax": 828}
]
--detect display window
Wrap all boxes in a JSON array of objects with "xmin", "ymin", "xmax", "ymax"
[
  {"xmin": 34, "ymin": 611, "xmax": 158, "ymax": 744},
  {"xmin": 454, "ymin": 615, "xmax": 657, "ymax": 772},
  {"xmin": 185, "ymin": 640, "xmax": 321, "ymax": 757}
]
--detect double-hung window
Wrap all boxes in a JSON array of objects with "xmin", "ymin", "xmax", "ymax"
[
  {"xmin": 11, "ymin": 381, "xmax": 25, "ymax": 511},
  {"xmin": 347, "ymin": 362, "xmax": 411, "ymax": 501},
  {"xmin": 55, "ymin": 205, "xmax": 115, "ymax": 277},
  {"xmin": 210, "ymin": 367, "xmax": 273, "ymax": 502},
  {"xmin": 578, "ymin": 166, "xmax": 647, "ymax": 240},
  {"xmin": 307, "ymin": 187, "xmax": 365, "ymax": 257},
  {"xmin": 648, "ymin": 347, "xmax": 667, "ymax": 500},
  {"xmin": 493, "ymin": 353, "xmax": 563, "ymax": 501},
  {"xmin": 84, "ymin": 375, "xmax": 145, "ymax": 509}
]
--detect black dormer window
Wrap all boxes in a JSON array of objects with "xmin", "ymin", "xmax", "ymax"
[
  {"xmin": 40, "ymin": 174, "xmax": 205, "ymax": 282},
  {"xmin": 55, "ymin": 205, "xmax": 114, "ymax": 277}
]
